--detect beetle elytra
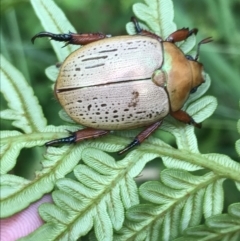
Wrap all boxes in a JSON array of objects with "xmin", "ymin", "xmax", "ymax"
[{"xmin": 32, "ymin": 17, "xmax": 212, "ymax": 154}]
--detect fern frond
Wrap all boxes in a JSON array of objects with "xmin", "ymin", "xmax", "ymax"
[
  {"xmin": 132, "ymin": 0, "xmax": 176, "ymax": 38},
  {"xmin": 0, "ymin": 131, "xmax": 23, "ymax": 174},
  {"xmin": 136, "ymin": 137, "xmax": 240, "ymax": 180},
  {"xmin": 114, "ymin": 170, "xmax": 226, "ymax": 240},
  {"xmin": 0, "ymin": 55, "xmax": 47, "ymax": 176},
  {"xmin": 0, "ymin": 55, "xmax": 47, "ymax": 134},
  {"xmin": 186, "ymin": 74, "xmax": 211, "ymax": 105},
  {"xmin": 236, "ymin": 103, "xmax": 240, "ymax": 157},
  {"xmin": 173, "ymin": 203, "xmax": 240, "ymax": 241},
  {"xmin": 177, "ymin": 34, "xmax": 196, "ymax": 55},
  {"xmin": 161, "ymin": 94, "xmax": 217, "ymax": 153},
  {"xmin": 45, "ymin": 65, "xmax": 59, "ymax": 82},
  {"xmin": 236, "ymin": 182, "xmax": 240, "ymax": 192},
  {"xmin": 20, "ymin": 149, "xmax": 159, "ymax": 240},
  {"xmin": 236, "ymin": 139, "xmax": 240, "ymax": 157}
]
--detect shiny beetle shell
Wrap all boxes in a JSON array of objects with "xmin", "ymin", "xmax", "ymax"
[{"xmin": 55, "ymin": 35, "xmax": 204, "ymax": 130}]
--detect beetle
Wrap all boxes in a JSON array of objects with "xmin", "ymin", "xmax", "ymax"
[{"xmin": 32, "ymin": 17, "xmax": 212, "ymax": 154}]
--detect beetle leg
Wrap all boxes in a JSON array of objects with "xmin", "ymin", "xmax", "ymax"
[
  {"xmin": 131, "ymin": 17, "xmax": 163, "ymax": 42},
  {"xmin": 165, "ymin": 28, "xmax": 198, "ymax": 43},
  {"xmin": 45, "ymin": 128, "xmax": 109, "ymax": 146},
  {"xmin": 118, "ymin": 121, "xmax": 163, "ymax": 155},
  {"xmin": 170, "ymin": 110, "xmax": 202, "ymax": 128},
  {"xmin": 31, "ymin": 32, "xmax": 111, "ymax": 46}
]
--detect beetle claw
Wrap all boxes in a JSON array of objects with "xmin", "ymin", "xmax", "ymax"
[
  {"xmin": 31, "ymin": 32, "xmax": 73, "ymax": 44},
  {"xmin": 45, "ymin": 134, "xmax": 76, "ymax": 147},
  {"xmin": 195, "ymin": 122, "xmax": 202, "ymax": 129},
  {"xmin": 190, "ymin": 119, "xmax": 202, "ymax": 129},
  {"xmin": 66, "ymin": 129, "xmax": 74, "ymax": 135},
  {"xmin": 62, "ymin": 42, "xmax": 70, "ymax": 48},
  {"xmin": 31, "ymin": 32, "xmax": 53, "ymax": 44}
]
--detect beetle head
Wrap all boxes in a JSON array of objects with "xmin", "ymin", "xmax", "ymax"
[{"xmin": 188, "ymin": 60, "xmax": 204, "ymax": 93}]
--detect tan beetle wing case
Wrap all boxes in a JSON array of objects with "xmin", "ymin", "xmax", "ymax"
[
  {"xmin": 57, "ymin": 80, "xmax": 169, "ymax": 130},
  {"xmin": 56, "ymin": 35, "xmax": 164, "ymax": 89},
  {"xmin": 55, "ymin": 35, "xmax": 169, "ymax": 130}
]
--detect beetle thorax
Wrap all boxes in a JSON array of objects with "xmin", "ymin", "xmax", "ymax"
[
  {"xmin": 162, "ymin": 42, "xmax": 206, "ymax": 112},
  {"xmin": 162, "ymin": 42, "xmax": 193, "ymax": 112}
]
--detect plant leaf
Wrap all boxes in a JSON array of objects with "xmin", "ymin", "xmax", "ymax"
[
  {"xmin": 203, "ymin": 179, "xmax": 224, "ymax": 218},
  {"xmin": 58, "ymin": 109, "xmax": 77, "ymax": 124},
  {"xmin": 0, "ymin": 55, "xmax": 47, "ymax": 134},
  {"xmin": 45, "ymin": 65, "xmax": 59, "ymax": 81},
  {"xmin": 114, "ymin": 170, "xmax": 226, "ymax": 240},
  {"xmin": 0, "ymin": 131, "xmax": 23, "ymax": 174},
  {"xmin": 187, "ymin": 96, "xmax": 218, "ymax": 123},
  {"xmin": 162, "ymin": 157, "xmax": 202, "ymax": 171},
  {"xmin": 22, "ymin": 149, "xmax": 160, "ymax": 240},
  {"xmin": 185, "ymin": 74, "xmax": 212, "ymax": 107},
  {"xmin": 132, "ymin": 0, "xmax": 176, "ymax": 38},
  {"xmin": 235, "ymin": 182, "xmax": 240, "ymax": 192},
  {"xmin": 236, "ymin": 115, "xmax": 240, "ymax": 157},
  {"xmin": 164, "ymin": 99, "xmax": 216, "ymax": 156},
  {"xmin": 178, "ymin": 34, "xmax": 197, "ymax": 54},
  {"xmin": 0, "ymin": 129, "xmax": 87, "ymax": 218},
  {"xmin": 173, "ymin": 203, "xmax": 240, "ymax": 241}
]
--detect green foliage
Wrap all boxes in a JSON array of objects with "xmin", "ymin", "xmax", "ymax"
[
  {"xmin": 1, "ymin": 0, "xmax": 240, "ymax": 240},
  {"xmin": 174, "ymin": 203, "xmax": 240, "ymax": 241},
  {"xmin": 126, "ymin": 0, "xmax": 176, "ymax": 38},
  {"xmin": 236, "ymin": 103, "xmax": 240, "ymax": 157}
]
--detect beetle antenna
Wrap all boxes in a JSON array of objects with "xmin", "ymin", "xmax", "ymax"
[{"xmin": 195, "ymin": 37, "xmax": 213, "ymax": 60}]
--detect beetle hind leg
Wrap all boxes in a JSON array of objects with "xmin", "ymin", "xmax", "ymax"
[
  {"xmin": 46, "ymin": 122, "xmax": 164, "ymax": 155},
  {"xmin": 118, "ymin": 121, "xmax": 163, "ymax": 155},
  {"xmin": 45, "ymin": 128, "xmax": 109, "ymax": 147}
]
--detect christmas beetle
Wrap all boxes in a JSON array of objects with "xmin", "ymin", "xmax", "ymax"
[{"xmin": 32, "ymin": 17, "xmax": 212, "ymax": 154}]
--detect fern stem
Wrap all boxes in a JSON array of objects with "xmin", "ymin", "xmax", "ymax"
[{"xmin": 139, "ymin": 144, "xmax": 240, "ymax": 181}]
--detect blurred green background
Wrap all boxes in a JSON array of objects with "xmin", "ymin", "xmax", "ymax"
[{"xmin": 1, "ymin": 0, "xmax": 239, "ymax": 186}]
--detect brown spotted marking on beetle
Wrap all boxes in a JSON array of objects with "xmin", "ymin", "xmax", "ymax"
[{"xmin": 128, "ymin": 91, "xmax": 139, "ymax": 107}]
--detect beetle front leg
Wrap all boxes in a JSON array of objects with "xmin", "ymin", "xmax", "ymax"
[
  {"xmin": 45, "ymin": 128, "xmax": 110, "ymax": 146},
  {"xmin": 165, "ymin": 28, "xmax": 198, "ymax": 43},
  {"xmin": 170, "ymin": 110, "xmax": 201, "ymax": 128},
  {"xmin": 118, "ymin": 121, "xmax": 163, "ymax": 155},
  {"xmin": 31, "ymin": 32, "xmax": 111, "ymax": 46}
]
